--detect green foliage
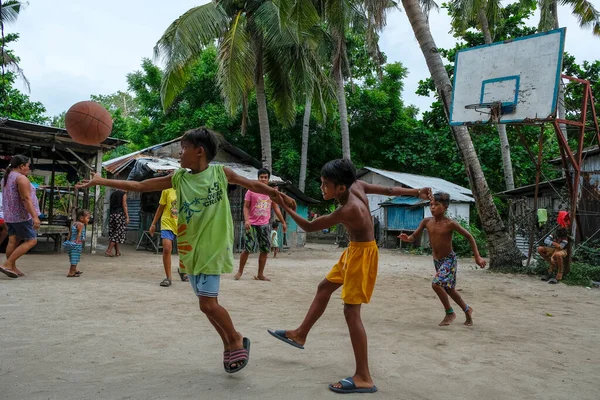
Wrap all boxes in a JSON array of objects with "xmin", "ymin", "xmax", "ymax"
[
  {"xmin": 562, "ymin": 262, "xmax": 600, "ymax": 286},
  {"xmin": 0, "ymin": 33, "xmax": 47, "ymax": 123},
  {"xmin": 452, "ymin": 218, "xmax": 488, "ymax": 257},
  {"xmin": 573, "ymin": 239, "xmax": 600, "ymax": 266}
]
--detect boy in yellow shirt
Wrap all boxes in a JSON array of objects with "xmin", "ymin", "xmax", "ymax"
[{"xmin": 150, "ymin": 188, "xmax": 186, "ymax": 287}]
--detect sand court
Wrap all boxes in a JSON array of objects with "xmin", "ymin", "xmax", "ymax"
[{"xmin": 1, "ymin": 243, "xmax": 599, "ymax": 400}]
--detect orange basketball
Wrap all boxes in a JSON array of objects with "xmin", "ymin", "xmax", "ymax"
[{"xmin": 65, "ymin": 101, "xmax": 113, "ymax": 145}]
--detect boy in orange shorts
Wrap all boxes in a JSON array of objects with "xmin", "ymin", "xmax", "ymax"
[{"xmin": 269, "ymin": 159, "xmax": 432, "ymax": 394}]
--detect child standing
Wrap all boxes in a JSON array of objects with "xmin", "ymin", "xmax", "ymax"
[
  {"xmin": 271, "ymin": 221, "xmax": 279, "ymax": 258},
  {"xmin": 149, "ymin": 188, "xmax": 187, "ymax": 287},
  {"xmin": 400, "ymin": 192, "xmax": 486, "ymax": 327},
  {"xmin": 64, "ymin": 209, "xmax": 90, "ymax": 277},
  {"xmin": 270, "ymin": 159, "xmax": 432, "ymax": 394},
  {"xmin": 77, "ymin": 127, "xmax": 296, "ymax": 373}
]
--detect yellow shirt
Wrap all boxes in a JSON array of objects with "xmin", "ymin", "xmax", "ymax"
[{"xmin": 159, "ymin": 188, "xmax": 178, "ymax": 234}]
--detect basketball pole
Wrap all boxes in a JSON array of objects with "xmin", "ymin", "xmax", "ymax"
[{"xmin": 551, "ymin": 75, "xmax": 600, "ymax": 275}]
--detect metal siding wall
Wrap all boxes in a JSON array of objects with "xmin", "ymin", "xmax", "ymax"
[{"xmin": 386, "ymin": 207, "xmax": 423, "ymax": 230}]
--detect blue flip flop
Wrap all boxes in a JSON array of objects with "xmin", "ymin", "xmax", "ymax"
[
  {"xmin": 267, "ymin": 329, "xmax": 304, "ymax": 349},
  {"xmin": 328, "ymin": 377, "xmax": 378, "ymax": 394}
]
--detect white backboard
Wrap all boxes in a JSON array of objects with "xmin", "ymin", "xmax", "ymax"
[{"xmin": 449, "ymin": 28, "xmax": 566, "ymax": 126}]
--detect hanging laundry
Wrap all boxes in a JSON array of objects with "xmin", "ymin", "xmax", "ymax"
[{"xmin": 537, "ymin": 209, "xmax": 548, "ymax": 227}]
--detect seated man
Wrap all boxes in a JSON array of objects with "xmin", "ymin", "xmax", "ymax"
[{"xmin": 537, "ymin": 228, "xmax": 569, "ymax": 283}]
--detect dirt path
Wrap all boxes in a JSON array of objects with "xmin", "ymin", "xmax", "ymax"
[{"xmin": 1, "ymin": 243, "xmax": 598, "ymax": 399}]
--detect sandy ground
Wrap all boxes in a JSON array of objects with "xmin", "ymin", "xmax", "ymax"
[{"xmin": 1, "ymin": 242, "xmax": 599, "ymax": 400}]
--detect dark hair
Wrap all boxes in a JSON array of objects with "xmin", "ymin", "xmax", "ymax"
[
  {"xmin": 181, "ymin": 127, "xmax": 220, "ymax": 162},
  {"xmin": 76, "ymin": 208, "xmax": 90, "ymax": 220},
  {"xmin": 556, "ymin": 228, "xmax": 569, "ymax": 238},
  {"xmin": 257, "ymin": 168, "xmax": 271, "ymax": 178},
  {"xmin": 433, "ymin": 192, "xmax": 450, "ymax": 206},
  {"xmin": 320, "ymin": 159, "xmax": 356, "ymax": 188},
  {"xmin": 272, "ymin": 220, "xmax": 280, "ymax": 229},
  {"xmin": 3, "ymin": 154, "xmax": 30, "ymax": 186}
]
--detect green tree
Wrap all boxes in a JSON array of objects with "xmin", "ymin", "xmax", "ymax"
[
  {"xmin": 154, "ymin": 0, "xmax": 308, "ymax": 171},
  {"xmin": 397, "ymin": 0, "xmax": 524, "ymax": 268}
]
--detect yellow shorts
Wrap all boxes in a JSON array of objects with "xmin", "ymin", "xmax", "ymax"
[{"xmin": 326, "ymin": 241, "xmax": 378, "ymax": 304}]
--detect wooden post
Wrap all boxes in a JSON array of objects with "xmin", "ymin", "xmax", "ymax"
[
  {"xmin": 49, "ymin": 152, "xmax": 56, "ymax": 224},
  {"xmin": 90, "ymin": 149, "xmax": 103, "ymax": 254}
]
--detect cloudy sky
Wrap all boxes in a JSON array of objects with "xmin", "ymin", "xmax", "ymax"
[{"xmin": 9, "ymin": 0, "xmax": 600, "ymax": 118}]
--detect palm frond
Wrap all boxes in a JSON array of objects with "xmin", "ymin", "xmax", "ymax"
[
  {"xmin": 218, "ymin": 11, "xmax": 255, "ymax": 116},
  {"xmin": 263, "ymin": 45, "xmax": 296, "ymax": 125},
  {"xmin": 0, "ymin": 1, "xmax": 26, "ymax": 25},
  {"xmin": 420, "ymin": 0, "xmax": 440, "ymax": 19},
  {"xmin": 561, "ymin": 0, "xmax": 600, "ymax": 36},
  {"xmin": 1, "ymin": 48, "xmax": 30, "ymax": 92},
  {"xmin": 538, "ymin": 0, "xmax": 555, "ymax": 31},
  {"xmin": 154, "ymin": 3, "xmax": 229, "ymax": 109}
]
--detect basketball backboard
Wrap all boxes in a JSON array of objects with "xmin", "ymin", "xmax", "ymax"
[{"xmin": 449, "ymin": 28, "xmax": 566, "ymax": 126}]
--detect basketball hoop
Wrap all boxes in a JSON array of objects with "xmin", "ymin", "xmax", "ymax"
[{"xmin": 465, "ymin": 102, "xmax": 503, "ymax": 124}]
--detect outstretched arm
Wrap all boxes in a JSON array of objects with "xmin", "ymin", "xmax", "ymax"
[
  {"xmin": 399, "ymin": 219, "xmax": 428, "ymax": 242},
  {"xmin": 76, "ymin": 173, "xmax": 173, "ymax": 193},
  {"xmin": 452, "ymin": 221, "xmax": 486, "ymax": 268},
  {"xmin": 224, "ymin": 167, "xmax": 296, "ymax": 210},
  {"xmin": 357, "ymin": 180, "xmax": 433, "ymax": 201},
  {"xmin": 277, "ymin": 193, "xmax": 344, "ymax": 232}
]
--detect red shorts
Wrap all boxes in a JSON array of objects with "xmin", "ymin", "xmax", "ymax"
[{"xmin": 0, "ymin": 218, "xmax": 4, "ymax": 225}]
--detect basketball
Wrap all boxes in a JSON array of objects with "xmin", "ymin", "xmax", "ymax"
[{"xmin": 65, "ymin": 101, "xmax": 113, "ymax": 145}]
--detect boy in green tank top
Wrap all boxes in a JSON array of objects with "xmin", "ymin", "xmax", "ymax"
[{"xmin": 77, "ymin": 127, "xmax": 296, "ymax": 373}]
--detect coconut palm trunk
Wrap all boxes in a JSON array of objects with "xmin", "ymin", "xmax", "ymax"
[
  {"xmin": 336, "ymin": 64, "xmax": 351, "ymax": 160},
  {"xmin": 299, "ymin": 95, "xmax": 312, "ymax": 192},
  {"xmin": 255, "ymin": 52, "xmax": 272, "ymax": 171},
  {"xmin": 478, "ymin": 9, "xmax": 515, "ymax": 190},
  {"xmin": 402, "ymin": 0, "xmax": 522, "ymax": 268},
  {"xmin": 552, "ymin": 3, "xmax": 568, "ymax": 141}
]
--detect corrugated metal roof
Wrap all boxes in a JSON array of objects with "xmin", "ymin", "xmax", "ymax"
[{"xmin": 359, "ymin": 167, "xmax": 474, "ymax": 203}]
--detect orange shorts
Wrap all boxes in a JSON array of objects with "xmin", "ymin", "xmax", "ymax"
[{"xmin": 326, "ymin": 241, "xmax": 378, "ymax": 304}]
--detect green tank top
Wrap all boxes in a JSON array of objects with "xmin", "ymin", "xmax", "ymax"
[{"xmin": 172, "ymin": 165, "xmax": 234, "ymax": 275}]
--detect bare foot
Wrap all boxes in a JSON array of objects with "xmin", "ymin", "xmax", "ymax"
[
  {"xmin": 233, "ymin": 272, "xmax": 242, "ymax": 280},
  {"xmin": 464, "ymin": 307, "xmax": 473, "ymax": 326},
  {"xmin": 254, "ymin": 275, "xmax": 270, "ymax": 281},
  {"xmin": 13, "ymin": 268, "xmax": 25, "ymax": 276},
  {"xmin": 104, "ymin": 251, "xmax": 114, "ymax": 257},
  {"xmin": 330, "ymin": 375, "xmax": 375, "ymax": 391},
  {"xmin": 439, "ymin": 312, "xmax": 456, "ymax": 326}
]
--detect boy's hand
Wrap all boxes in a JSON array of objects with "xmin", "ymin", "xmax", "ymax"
[
  {"xmin": 475, "ymin": 256, "xmax": 486, "ymax": 269},
  {"xmin": 282, "ymin": 222, "xmax": 288, "ymax": 233},
  {"xmin": 418, "ymin": 187, "xmax": 433, "ymax": 202},
  {"xmin": 149, "ymin": 225, "xmax": 156, "ymax": 236},
  {"xmin": 244, "ymin": 221, "xmax": 251, "ymax": 232},
  {"xmin": 398, "ymin": 233, "xmax": 413, "ymax": 242},
  {"xmin": 275, "ymin": 192, "xmax": 296, "ymax": 211},
  {"xmin": 76, "ymin": 173, "xmax": 101, "ymax": 189}
]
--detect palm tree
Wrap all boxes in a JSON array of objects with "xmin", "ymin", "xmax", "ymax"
[
  {"xmin": 155, "ymin": 0, "xmax": 298, "ymax": 171},
  {"xmin": 400, "ymin": 0, "xmax": 523, "ymax": 268},
  {"xmin": 320, "ymin": 0, "xmax": 390, "ymax": 160},
  {"xmin": 0, "ymin": 0, "xmax": 29, "ymax": 100},
  {"xmin": 451, "ymin": 0, "xmax": 515, "ymax": 190},
  {"xmin": 282, "ymin": 3, "xmax": 335, "ymax": 191}
]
